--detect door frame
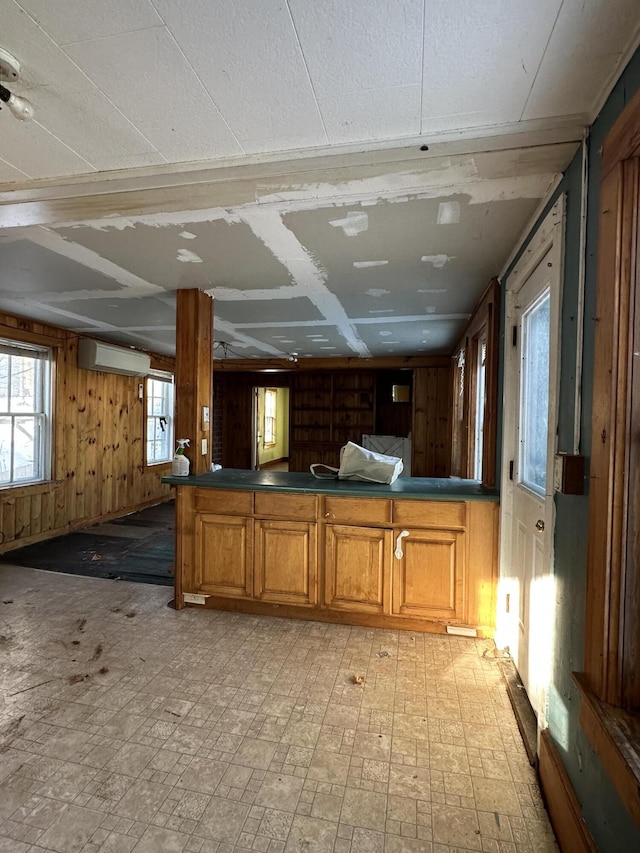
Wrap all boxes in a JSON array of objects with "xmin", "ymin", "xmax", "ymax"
[{"xmin": 498, "ymin": 194, "xmax": 565, "ymax": 730}]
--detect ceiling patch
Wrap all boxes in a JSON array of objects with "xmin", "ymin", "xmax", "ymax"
[
  {"xmin": 353, "ymin": 260, "xmax": 389, "ymax": 268},
  {"xmin": 239, "ymin": 210, "xmax": 370, "ymax": 356},
  {"xmin": 437, "ymin": 201, "xmax": 461, "ymax": 225},
  {"xmin": 421, "ymin": 254, "xmax": 453, "ymax": 268},
  {"xmin": 179, "ymin": 230, "xmax": 197, "ymax": 239},
  {"xmin": 366, "ymin": 289, "xmax": 390, "ymax": 297},
  {"xmin": 329, "ymin": 211, "xmax": 369, "ymax": 237},
  {"xmin": 177, "ymin": 248, "xmax": 203, "ymax": 263}
]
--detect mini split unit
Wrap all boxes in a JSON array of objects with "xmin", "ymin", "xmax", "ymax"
[{"xmin": 78, "ymin": 339, "xmax": 151, "ymax": 377}]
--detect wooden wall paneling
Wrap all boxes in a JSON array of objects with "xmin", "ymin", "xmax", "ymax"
[
  {"xmin": 175, "ymin": 289, "xmax": 213, "ymax": 475},
  {"xmin": 14, "ymin": 492, "xmax": 31, "ymax": 542},
  {"xmin": 2, "ymin": 497, "xmax": 16, "ymax": 543},
  {"xmin": 412, "ymin": 368, "xmax": 428, "ymax": 476},
  {"xmin": 425, "ymin": 368, "xmax": 438, "ymax": 474},
  {"xmin": 435, "ymin": 366, "xmax": 452, "ymax": 477},
  {"xmin": 74, "ymin": 360, "xmax": 87, "ymax": 522},
  {"xmin": 86, "ymin": 375, "xmax": 100, "ymax": 522},
  {"xmin": 30, "ymin": 492, "xmax": 42, "ymax": 539},
  {"xmin": 0, "ymin": 309, "xmax": 174, "ymax": 555},
  {"xmin": 59, "ymin": 339, "xmax": 78, "ymax": 527},
  {"xmin": 221, "ymin": 374, "xmax": 253, "ymax": 469}
]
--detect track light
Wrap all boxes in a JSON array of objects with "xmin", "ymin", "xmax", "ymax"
[{"xmin": 0, "ymin": 47, "xmax": 35, "ymax": 122}]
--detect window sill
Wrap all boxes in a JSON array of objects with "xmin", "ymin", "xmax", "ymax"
[
  {"xmin": 573, "ymin": 672, "xmax": 640, "ymax": 828},
  {"xmin": 146, "ymin": 461, "xmax": 172, "ymax": 468},
  {"xmin": 0, "ymin": 480, "xmax": 64, "ymax": 499}
]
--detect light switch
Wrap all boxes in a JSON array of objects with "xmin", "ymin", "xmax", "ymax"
[
  {"xmin": 202, "ymin": 406, "xmax": 210, "ymax": 425},
  {"xmin": 201, "ymin": 438, "xmax": 207, "ymax": 455}
]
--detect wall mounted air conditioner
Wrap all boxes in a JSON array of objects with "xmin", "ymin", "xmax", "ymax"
[{"xmin": 77, "ymin": 338, "xmax": 151, "ymax": 377}]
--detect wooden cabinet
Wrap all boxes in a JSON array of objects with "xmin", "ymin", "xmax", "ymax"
[
  {"xmin": 323, "ymin": 496, "xmax": 469, "ymax": 624},
  {"xmin": 174, "ymin": 484, "xmax": 498, "ymax": 637},
  {"xmin": 254, "ymin": 519, "xmax": 317, "ymax": 606},
  {"xmin": 391, "ymin": 527, "xmax": 464, "ymax": 620},
  {"xmin": 325, "ymin": 524, "xmax": 391, "ymax": 615},
  {"xmin": 194, "ymin": 513, "xmax": 253, "ymax": 598}
]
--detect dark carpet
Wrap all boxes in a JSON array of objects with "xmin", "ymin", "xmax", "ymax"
[{"xmin": 0, "ymin": 501, "xmax": 175, "ymax": 587}]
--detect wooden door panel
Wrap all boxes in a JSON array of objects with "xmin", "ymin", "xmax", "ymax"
[
  {"xmin": 254, "ymin": 520, "xmax": 317, "ymax": 606},
  {"xmin": 392, "ymin": 528, "xmax": 464, "ymax": 620},
  {"xmin": 195, "ymin": 513, "xmax": 252, "ymax": 598},
  {"xmin": 325, "ymin": 525, "xmax": 391, "ymax": 614}
]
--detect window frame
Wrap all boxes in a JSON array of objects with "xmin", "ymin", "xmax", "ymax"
[
  {"xmin": 0, "ymin": 338, "xmax": 52, "ymax": 487},
  {"xmin": 575, "ymin": 84, "xmax": 640, "ymax": 829},
  {"xmin": 145, "ymin": 371, "xmax": 175, "ymax": 466}
]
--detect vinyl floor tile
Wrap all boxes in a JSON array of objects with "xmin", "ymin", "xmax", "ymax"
[{"xmin": 0, "ymin": 565, "xmax": 559, "ymax": 853}]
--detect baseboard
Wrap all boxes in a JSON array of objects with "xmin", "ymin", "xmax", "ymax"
[
  {"xmin": 258, "ymin": 457, "xmax": 288, "ymax": 470},
  {"xmin": 538, "ymin": 728, "xmax": 598, "ymax": 853},
  {"xmin": 0, "ymin": 495, "xmax": 174, "ymax": 556},
  {"xmin": 498, "ymin": 659, "xmax": 537, "ymax": 766}
]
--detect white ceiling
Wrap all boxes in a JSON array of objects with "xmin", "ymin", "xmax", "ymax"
[{"xmin": 0, "ymin": 0, "xmax": 639, "ymax": 360}]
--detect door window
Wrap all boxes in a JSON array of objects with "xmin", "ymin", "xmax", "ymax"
[{"xmin": 519, "ymin": 290, "xmax": 551, "ymax": 494}]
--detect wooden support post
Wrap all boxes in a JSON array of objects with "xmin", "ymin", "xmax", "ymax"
[{"xmin": 175, "ymin": 289, "xmax": 213, "ymax": 475}]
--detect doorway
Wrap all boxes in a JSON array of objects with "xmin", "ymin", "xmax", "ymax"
[
  {"xmin": 252, "ymin": 386, "xmax": 290, "ymax": 470},
  {"xmin": 499, "ymin": 197, "xmax": 564, "ymax": 727}
]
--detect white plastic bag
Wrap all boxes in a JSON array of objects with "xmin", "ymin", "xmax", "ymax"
[{"xmin": 310, "ymin": 441, "xmax": 404, "ymax": 484}]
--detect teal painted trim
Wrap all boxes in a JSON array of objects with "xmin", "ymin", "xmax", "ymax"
[{"xmin": 501, "ymin": 43, "xmax": 640, "ymax": 853}]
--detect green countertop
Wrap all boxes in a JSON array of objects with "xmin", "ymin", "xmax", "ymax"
[{"xmin": 162, "ymin": 469, "xmax": 499, "ymax": 501}]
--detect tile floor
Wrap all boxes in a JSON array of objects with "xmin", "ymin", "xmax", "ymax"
[{"xmin": 0, "ymin": 565, "xmax": 559, "ymax": 853}]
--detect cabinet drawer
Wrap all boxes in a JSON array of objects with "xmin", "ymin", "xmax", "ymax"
[
  {"xmin": 392, "ymin": 500, "xmax": 466, "ymax": 530},
  {"xmin": 324, "ymin": 496, "xmax": 391, "ymax": 525},
  {"xmin": 194, "ymin": 489, "xmax": 253, "ymax": 515},
  {"xmin": 255, "ymin": 491, "xmax": 317, "ymax": 521}
]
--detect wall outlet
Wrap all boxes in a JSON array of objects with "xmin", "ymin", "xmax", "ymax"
[{"xmin": 201, "ymin": 438, "xmax": 207, "ymax": 455}]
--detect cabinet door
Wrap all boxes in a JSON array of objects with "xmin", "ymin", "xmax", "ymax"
[
  {"xmin": 254, "ymin": 520, "xmax": 317, "ymax": 606},
  {"xmin": 194, "ymin": 513, "xmax": 253, "ymax": 598},
  {"xmin": 392, "ymin": 528, "xmax": 465, "ymax": 620},
  {"xmin": 325, "ymin": 524, "xmax": 391, "ymax": 614}
]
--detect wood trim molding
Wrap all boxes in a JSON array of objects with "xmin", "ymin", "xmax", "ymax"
[
  {"xmin": 213, "ymin": 355, "xmax": 451, "ymax": 372},
  {"xmin": 538, "ymin": 727, "xmax": 598, "ymax": 852},
  {"xmin": 601, "ymin": 84, "xmax": 640, "ymax": 178},
  {"xmin": 573, "ymin": 672, "xmax": 640, "ymax": 828}
]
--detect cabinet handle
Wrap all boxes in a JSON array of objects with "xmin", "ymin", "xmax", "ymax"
[
  {"xmin": 324, "ymin": 512, "xmax": 335, "ymax": 519},
  {"xmin": 394, "ymin": 529, "xmax": 410, "ymax": 559}
]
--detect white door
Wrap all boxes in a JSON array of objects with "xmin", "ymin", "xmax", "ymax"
[{"xmin": 499, "ymin": 198, "xmax": 563, "ymax": 723}]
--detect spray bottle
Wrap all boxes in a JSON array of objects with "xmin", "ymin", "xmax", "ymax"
[{"xmin": 171, "ymin": 439, "xmax": 191, "ymax": 476}]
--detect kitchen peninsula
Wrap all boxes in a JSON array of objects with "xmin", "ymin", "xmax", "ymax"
[{"xmin": 163, "ymin": 469, "xmax": 499, "ymax": 637}]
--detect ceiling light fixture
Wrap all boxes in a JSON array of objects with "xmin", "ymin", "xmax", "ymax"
[{"xmin": 0, "ymin": 48, "xmax": 35, "ymax": 121}]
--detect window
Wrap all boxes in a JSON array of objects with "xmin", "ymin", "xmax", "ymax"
[
  {"xmin": 449, "ymin": 278, "xmax": 499, "ymax": 486},
  {"xmin": 474, "ymin": 336, "xmax": 487, "ymax": 481},
  {"xmin": 264, "ymin": 388, "xmax": 277, "ymax": 446},
  {"xmin": 0, "ymin": 339, "xmax": 51, "ymax": 486},
  {"xmin": 146, "ymin": 373, "xmax": 174, "ymax": 464},
  {"xmin": 451, "ymin": 347, "xmax": 467, "ymax": 477}
]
